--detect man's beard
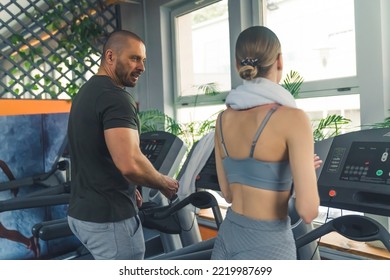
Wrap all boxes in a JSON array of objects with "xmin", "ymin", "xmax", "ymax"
[{"xmin": 115, "ymin": 63, "xmax": 137, "ymax": 88}]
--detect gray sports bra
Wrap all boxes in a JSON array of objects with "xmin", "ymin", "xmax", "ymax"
[{"xmin": 218, "ymin": 106, "xmax": 293, "ymax": 192}]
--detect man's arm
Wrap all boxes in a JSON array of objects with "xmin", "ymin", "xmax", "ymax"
[{"xmin": 104, "ymin": 127, "xmax": 178, "ymax": 199}]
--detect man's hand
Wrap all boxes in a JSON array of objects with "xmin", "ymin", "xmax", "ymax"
[
  {"xmin": 135, "ymin": 189, "xmax": 143, "ymax": 208},
  {"xmin": 160, "ymin": 175, "xmax": 179, "ymax": 199}
]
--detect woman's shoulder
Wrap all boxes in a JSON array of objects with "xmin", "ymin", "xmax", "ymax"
[
  {"xmin": 273, "ymin": 106, "xmax": 312, "ymax": 133},
  {"xmin": 276, "ymin": 105, "xmax": 309, "ymax": 119}
]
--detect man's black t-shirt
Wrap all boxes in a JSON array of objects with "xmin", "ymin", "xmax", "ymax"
[{"xmin": 67, "ymin": 75, "xmax": 139, "ymax": 222}]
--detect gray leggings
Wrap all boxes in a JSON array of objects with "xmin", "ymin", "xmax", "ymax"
[
  {"xmin": 68, "ymin": 215, "xmax": 145, "ymax": 260},
  {"xmin": 211, "ymin": 208, "xmax": 297, "ymax": 260}
]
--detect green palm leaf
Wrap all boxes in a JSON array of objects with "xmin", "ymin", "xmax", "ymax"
[{"xmin": 282, "ymin": 70, "xmax": 304, "ymax": 98}]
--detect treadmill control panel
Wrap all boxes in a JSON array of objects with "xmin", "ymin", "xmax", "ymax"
[
  {"xmin": 140, "ymin": 139, "xmax": 166, "ymax": 164},
  {"xmin": 316, "ymin": 128, "xmax": 390, "ymax": 216},
  {"xmin": 139, "ymin": 131, "xmax": 186, "ymax": 176},
  {"xmin": 339, "ymin": 142, "xmax": 390, "ymax": 185}
]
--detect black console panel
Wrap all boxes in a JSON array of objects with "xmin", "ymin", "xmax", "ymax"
[{"xmin": 315, "ymin": 128, "xmax": 390, "ymax": 216}]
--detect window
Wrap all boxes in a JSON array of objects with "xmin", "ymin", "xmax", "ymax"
[
  {"xmin": 176, "ymin": 104, "xmax": 225, "ymax": 124},
  {"xmin": 172, "ymin": 0, "xmax": 230, "ymax": 125},
  {"xmin": 296, "ymin": 94, "xmax": 361, "ymax": 135},
  {"xmin": 264, "ymin": 0, "xmax": 356, "ymax": 82},
  {"xmin": 173, "ymin": 0, "xmax": 230, "ymax": 98},
  {"xmin": 264, "ymin": 0, "xmax": 360, "ymax": 132}
]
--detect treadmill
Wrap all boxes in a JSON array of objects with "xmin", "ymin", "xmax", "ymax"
[
  {"xmin": 296, "ymin": 128, "xmax": 390, "ymax": 254},
  {"xmin": 152, "ymin": 128, "xmax": 390, "ymax": 259},
  {"xmin": 32, "ymin": 131, "xmax": 188, "ymax": 259}
]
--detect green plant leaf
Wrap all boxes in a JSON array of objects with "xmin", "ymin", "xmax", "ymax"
[
  {"xmin": 282, "ymin": 70, "xmax": 304, "ymax": 98},
  {"xmin": 368, "ymin": 116, "xmax": 390, "ymax": 128},
  {"xmin": 196, "ymin": 82, "xmax": 220, "ymax": 96},
  {"xmin": 313, "ymin": 114, "xmax": 352, "ymax": 142}
]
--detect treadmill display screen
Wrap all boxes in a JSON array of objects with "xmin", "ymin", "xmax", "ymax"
[
  {"xmin": 140, "ymin": 139, "xmax": 166, "ymax": 163},
  {"xmin": 340, "ymin": 141, "xmax": 390, "ymax": 185}
]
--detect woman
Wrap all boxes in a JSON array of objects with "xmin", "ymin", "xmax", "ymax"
[{"xmin": 211, "ymin": 26, "xmax": 320, "ymax": 260}]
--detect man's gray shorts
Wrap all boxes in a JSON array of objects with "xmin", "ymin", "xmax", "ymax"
[{"xmin": 68, "ymin": 215, "xmax": 145, "ymax": 260}]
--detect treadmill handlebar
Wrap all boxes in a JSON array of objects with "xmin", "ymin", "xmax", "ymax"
[
  {"xmin": 153, "ymin": 191, "xmax": 218, "ymax": 219},
  {"xmin": 0, "ymin": 193, "xmax": 70, "ymax": 213},
  {"xmin": 295, "ymin": 215, "xmax": 390, "ymax": 251}
]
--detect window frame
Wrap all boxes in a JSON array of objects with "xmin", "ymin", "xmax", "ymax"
[
  {"xmin": 169, "ymin": 0, "xmax": 389, "ymax": 125},
  {"xmin": 165, "ymin": 0, "xmax": 390, "ymax": 227},
  {"xmin": 260, "ymin": 0, "xmax": 359, "ymax": 100},
  {"xmin": 170, "ymin": 0, "xmax": 359, "ymax": 114},
  {"xmin": 171, "ymin": 0, "xmax": 231, "ymax": 110}
]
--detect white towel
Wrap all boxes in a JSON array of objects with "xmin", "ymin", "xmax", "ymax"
[
  {"xmin": 225, "ymin": 77, "xmax": 297, "ymax": 109},
  {"xmin": 177, "ymin": 131, "xmax": 215, "ymax": 200}
]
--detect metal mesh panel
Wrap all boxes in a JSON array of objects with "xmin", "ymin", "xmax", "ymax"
[{"xmin": 0, "ymin": 0, "xmax": 117, "ymax": 99}]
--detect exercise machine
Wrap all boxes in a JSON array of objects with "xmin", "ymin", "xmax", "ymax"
[
  {"xmin": 0, "ymin": 138, "xmax": 70, "ymax": 197},
  {"xmin": 32, "ymin": 131, "xmax": 187, "ymax": 259},
  {"xmin": 0, "ymin": 138, "xmax": 73, "ymax": 259},
  {"xmin": 295, "ymin": 128, "xmax": 390, "ymax": 257},
  {"xmin": 147, "ymin": 146, "xmax": 319, "ymax": 260},
  {"xmin": 135, "ymin": 131, "xmax": 188, "ymax": 256},
  {"xmin": 151, "ymin": 128, "xmax": 390, "ymax": 260}
]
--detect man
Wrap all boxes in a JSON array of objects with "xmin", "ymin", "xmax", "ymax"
[{"xmin": 67, "ymin": 30, "xmax": 179, "ymax": 260}]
